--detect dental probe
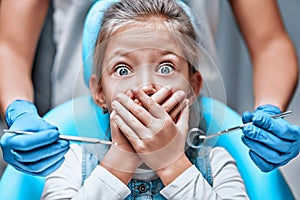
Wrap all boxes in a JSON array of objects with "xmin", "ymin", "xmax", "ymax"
[
  {"xmin": 2, "ymin": 129, "xmax": 117, "ymax": 145},
  {"xmin": 200, "ymin": 110, "xmax": 292, "ymax": 140}
]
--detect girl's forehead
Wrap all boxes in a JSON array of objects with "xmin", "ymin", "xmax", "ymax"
[{"xmin": 105, "ymin": 25, "xmax": 186, "ymax": 58}]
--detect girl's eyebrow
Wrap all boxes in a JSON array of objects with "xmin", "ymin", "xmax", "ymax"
[
  {"xmin": 160, "ymin": 50, "xmax": 183, "ymax": 60},
  {"xmin": 160, "ymin": 50, "xmax": 176, "ymax": 55},
  {"xmin": 107, "ymin": 49, "xmax": 129, "ymax": 61},
  {"xmin": 108, "ymin": 49, "xmax": 182, "ymax": 62},
  {"xmin": 160, "ymin": 50, "xmax": 182, "ymax": 57},
  {"xmin": 112, "ymin": 49, "xmax": 128, "ymax": 57}
]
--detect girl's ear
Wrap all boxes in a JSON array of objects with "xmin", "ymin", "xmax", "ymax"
[
  {"xmin": 189, "ymin": 71, "xmax": 203, "ymax": 102},
  {"xmin": 90, "ymin": 74, "xmax": 107, "ymax": 107}
]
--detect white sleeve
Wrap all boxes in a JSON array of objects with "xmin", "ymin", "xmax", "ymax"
[
  {"xmin": 160, "ymin": 147, "xmax": 249, "ymax": 200},
  {"xmin": 41, "ymin": 144, "xmax": 130, "ymax": 200}
]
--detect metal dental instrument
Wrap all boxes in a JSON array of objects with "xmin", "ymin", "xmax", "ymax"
[
  {"xmin": 2, "ymin": 129, "xmax": 117, "ymax": 145},
  {"xmin": 199, "ymin": 110, "xmax": 292, "ymax": 140}
]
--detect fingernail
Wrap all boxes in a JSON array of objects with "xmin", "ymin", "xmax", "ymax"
[
  {"xmin": 176, "ymin": 90, "xmax": 184, "ymax": 97},
  {"xmin": 126, "ymin": 90, "xmax": 134, "ymax": 99},
  {"xmin": 185, "ymin": 99, "xmax": 189, "ymax": 106},
  {"xmin": 111, "ymin": 101, "xmax": 117, "ymax": 109},
  {"xmin": 116, "ymin": 93, "xmax": 124, "ymax": 100},
  {"xmin": 134, "ymin": 98, "xmax": 141, "ymax": 105},
  {"xmin": 110, "ymin": 110, "xmax": 116, "ymax": 118}
]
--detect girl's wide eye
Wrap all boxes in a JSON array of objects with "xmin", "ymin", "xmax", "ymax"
[
  {"xmin": 115, "ymin": 64, "xmax": 132, "ymax": 76},
  {"xmin": 157, "ymin": 62, "xmax": 175, "ymax": 74}
]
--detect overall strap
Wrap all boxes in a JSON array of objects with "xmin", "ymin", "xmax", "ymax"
[
  {"xmin": 194, "ymin": 154, "xmax": 213, "ymax": 186},
  {"xmin": 81, "ymin": 144, "xmax": 107, "ymax": 185}
]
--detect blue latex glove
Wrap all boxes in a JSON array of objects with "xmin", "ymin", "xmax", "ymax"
[
  {"xmin": 0, "ymin": 100, "xmax": 69, "ymax": 176},
  {"xmin": 242, "ymin": 104, "xmax": 300, "ymax": 172}
]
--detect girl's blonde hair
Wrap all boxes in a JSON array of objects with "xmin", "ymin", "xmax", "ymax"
[{"xmin": 93, "ymin": 0, "xmax": 202, "ymax": 77}]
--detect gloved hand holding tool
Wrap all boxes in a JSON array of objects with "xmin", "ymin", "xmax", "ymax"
[
  {"xmin": 0, "ymin": 100, "xmax": 69, "ymax": 176},
  {"xmin": 242, "ymin": 104, "xmax": 300, "ymax": 172}
]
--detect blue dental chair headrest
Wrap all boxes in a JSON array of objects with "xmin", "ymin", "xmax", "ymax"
[{"xmin": 82, "ymin": 0, "xmax": 119, "ymax": 86}]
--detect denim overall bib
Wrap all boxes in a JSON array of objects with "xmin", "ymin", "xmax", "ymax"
[{"xmin": 81, "ymin": 144, "xmax": 213, "ymax": 200}]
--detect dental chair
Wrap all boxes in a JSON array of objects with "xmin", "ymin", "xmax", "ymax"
[{"xmin": 0, "ymin": 96, "xmax": 294, "ymax": 200}]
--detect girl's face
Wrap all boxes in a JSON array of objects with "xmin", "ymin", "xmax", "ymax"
[{"xmin": 90, "ymin": 23, "xmax": 202, "ymax": 111}]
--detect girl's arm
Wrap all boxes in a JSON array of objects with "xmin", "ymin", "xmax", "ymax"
[
  {"xmin": 42, "ymin": 144, "xmax": 131, "ymax": 200},
  {"xmin": 160, "ymin": 147, "xmax": 249, "ymax": 199},
  {"xmin": 99, "ymin": 112, "xmax": 141, "ymax": 185}
]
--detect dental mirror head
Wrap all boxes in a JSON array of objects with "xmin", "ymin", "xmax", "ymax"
[{"xmin": 187, "ymin": 128, "xmax": 206, "ymax": 149}]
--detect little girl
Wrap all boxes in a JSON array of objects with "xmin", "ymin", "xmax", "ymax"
[{"xmin": 42, "ymin": 0, "xmax": 249, "ymax": 199}]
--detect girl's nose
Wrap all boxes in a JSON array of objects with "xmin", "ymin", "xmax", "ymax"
[{"xmin": 140, "ymin": 83, "xmax": 157, "ymax": 96}]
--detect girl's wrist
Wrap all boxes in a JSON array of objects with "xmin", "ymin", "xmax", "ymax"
[
  {"xmin": 100, "ymin": 146, "xmax": 141, "ymax": 184},
  {"xmin": 155, "ymin": 154, "xmax": 192, "ymax": 186}
]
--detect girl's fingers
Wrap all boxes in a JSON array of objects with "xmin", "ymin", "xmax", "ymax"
[
  {"xmin": 132, "ymin": 89, "xmax": 166, "ymax": 118},
  {"xmin": 110, "ymin": 111, "xmax": 118, "ymax": 136},
  {"xmin": 115, "ymin": 93, "xmax": 152, "ymax": 127},
  {"xmin": 176, "ymin": 99, "xmax": 189, "ymax": 133},
  {"xmin": 110, "ymin": 111, "xmax": 124, "ymax": 142},
  {"xmin": 113, "ymin": 114, "xmax": 146, "ymax": 148},
  {"xmin": 161, "ymin": 90, "xmax": 186, "ymax": 113},
  {"xmin": 150, "ymin": 87, "xmax": 172, "ymax": 105},
  {"xmin": 168, "ymin": 98, "xmax": 188, "ymax": 121},
  {"xmin": 125, "ymin": 88, "xmax": 185, "ymax": 120},
  {"xmin": 113, "ymin": 114, "xmax": 138, "ymax": 139},
  {"xmin": 112, "ymin": 100, "xmax": 151, "ymax": 138}
]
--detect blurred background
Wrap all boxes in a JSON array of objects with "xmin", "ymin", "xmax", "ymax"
[{"xmin": 0, "ymin": 0, "xmax": 300, "ymax": 198}]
